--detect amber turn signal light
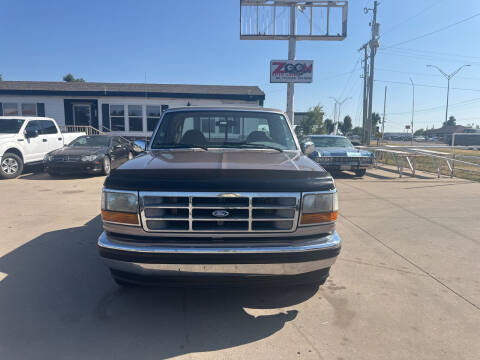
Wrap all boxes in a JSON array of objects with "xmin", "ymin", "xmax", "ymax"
[
  {"xmin": 101, "ymin": 210, "xmax": 139, "ymax": 225},
  {"xmin": 300, "ymin": 211, "xmax": 338, "ymax": 225}
]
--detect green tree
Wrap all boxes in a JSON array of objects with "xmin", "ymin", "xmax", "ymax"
[
  {"xmin": 299, "ymin": 105, "xmax": 325, "ymax": 135},
  {"xmin": 339, "ymin": 115, "xmax": 352, "ymax": 135},
  {"xmin": 414, "ymin": 128, "xmax": 425, "ymax": 136},
  {"xmin": 352, "ymin": 126, "xmax": 363, "ymax": 136},
  {"xmin": 324, "ymin": 118, "xmax": 334, "ymax": 134},
  {"xmin": 0, "ymin": 74, "xmax": 2, "ymax": 81},
  {"xmin": 63, "ymin": 73, "xmax": 85, "ymax": 82},
  {"xmin": 443, "ymin": 115, "xmax": 456, "ymax": 127}
]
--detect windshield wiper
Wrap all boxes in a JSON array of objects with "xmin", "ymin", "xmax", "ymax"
[
  {"xmin": 153, "ymin": 143, "xmax": 209, "ymax": 151},
  {"xmin": 220, "ymin": 143, "xmax": 283, "ymax": 152}
]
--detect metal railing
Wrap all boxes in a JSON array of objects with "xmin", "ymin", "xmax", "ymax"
[
  {"xmin": 358, "ymin": 144, "xmax": 480, "ymax": 179},
  {"xmin": 60, "ymin": 125, "xmax": 104, "ymax": 135}
]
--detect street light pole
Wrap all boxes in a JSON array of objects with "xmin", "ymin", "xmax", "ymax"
[
  {"xmin": 329, "ymin": 96, "xmax": 351, "ymax": 134},
  {"xmin": 427, "ymin": 64, "xmax": 471, "ymax": 125},
  {"xmin": 410, "ymin": 77, "xmax": 414, "ymax": 145}
]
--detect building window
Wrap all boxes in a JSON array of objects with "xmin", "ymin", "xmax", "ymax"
[
  {"xmin": 147, "ymin": 105, "xmax": 161, "ymax": 132},
  {"xmin": 21, "ymin": 103, "xmax": 37, "ymax": 116},
  {"xmin": 110, "ymin": 105, "xmax": 125, "ymax": 131},
  {"xmin": 3, "ymin": 103, "xmax": 18, "ymax": 116},
  {"xmin": 128, "ymin": 105, "xmax": 143, "ymax": 132}
]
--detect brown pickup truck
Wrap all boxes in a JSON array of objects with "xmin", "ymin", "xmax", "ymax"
[{"xmin": 97, "ymin": 107, "xmax": 341, "ymax": 286}]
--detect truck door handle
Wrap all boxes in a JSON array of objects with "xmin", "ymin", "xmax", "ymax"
[
  {"xmin": 43, "ymin": 139, "xmax": 48, "ymax": 142},
  {"xmin": 58, "ymin": 138, "xmax": 62, "ymax": 141}
]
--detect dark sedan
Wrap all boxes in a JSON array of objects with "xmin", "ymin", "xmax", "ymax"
[
  {"xmin": 307, "ymin": 135, "xmax": 374, "ymax": 177},
  {"xmin": 44, "ymin": 135, "xmax": 134, "ymax": 176}
]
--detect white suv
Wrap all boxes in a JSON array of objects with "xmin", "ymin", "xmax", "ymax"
[{"xmin": 0, "ymin": 117, "xmax": 84, "ymax": 179}]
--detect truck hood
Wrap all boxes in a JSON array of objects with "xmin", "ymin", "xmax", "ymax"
[{"xmin": 105, "ymin": 149, "xmax": 334, "ymax": 192}]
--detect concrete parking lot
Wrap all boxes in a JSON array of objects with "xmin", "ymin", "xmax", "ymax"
[{"xmin": 0, "ymin": 167, "xmax": 479, "ymax": 360}]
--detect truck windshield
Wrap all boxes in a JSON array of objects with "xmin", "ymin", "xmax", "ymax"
[
  {"xmin": 0, "ymin": 119, "xmax": 25, "ymax": 134},
  {"xmin": 150, "ymin": 111, "xmax": 297, "ymax": 150},
  {"xmin": 310, "ymin": 137, "xmax": 354, "ymax": 148},
  {"xmin": 69, "ymin": 136, "xmax": 110, "ymax": 147}
]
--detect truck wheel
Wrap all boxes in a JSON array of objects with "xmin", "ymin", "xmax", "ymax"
[
  {"xmin": 102, "ymin": 156, "xmax": 111, "ymax": 176},
  {"xmin": 0, "ymin": 153, "xmax": 24, "ymax": 179},
  {"xmin": 354, "ymin": 169, "xmax": 367, "ymax": 177},
  {"xmin": 47, "ymin": 170, "xmax": 59, "ymax": 177}
]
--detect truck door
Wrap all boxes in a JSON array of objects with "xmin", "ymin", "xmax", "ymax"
[
  {"xmin": 40, "ymin": 120, "xmax": 63, "ymax": 153},
  {"xmin": 23, "ymin": 120, "xmax": 47, "ymax": 162}
]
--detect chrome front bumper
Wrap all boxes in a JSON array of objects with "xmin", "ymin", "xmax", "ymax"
[{"xmin": 97, "ymin": 231, "xmax": 341, "ymax": 277}]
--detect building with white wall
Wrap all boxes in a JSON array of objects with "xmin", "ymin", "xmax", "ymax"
[{"xmin": 0, "ymin": 81, "xmax": 265, "ymax": 138}]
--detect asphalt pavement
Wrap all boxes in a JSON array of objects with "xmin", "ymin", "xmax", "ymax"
[{"xmin": 0, "ymin": 167, "xmax": 479, "ymax": 360}]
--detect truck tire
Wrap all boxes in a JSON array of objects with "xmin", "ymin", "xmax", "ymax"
[
  {"xmin": 102, "ymin": 156, "xmax": 111, "ymax": 176},
  {"xmin": 355, "ymin": 168, "xmax": 367, "ymax": 177},
  {"xmin": 0, "ymin": 153, "xmax": 24, "ymax": 179}
]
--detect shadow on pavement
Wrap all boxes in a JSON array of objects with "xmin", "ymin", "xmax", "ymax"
[
  {"xmin": 0, "ymin": 216, "xmax": 318, "ymax": 359},
  {"xmin": 19, "ymin": 171, "xmax": 104, "ymax": 181}
]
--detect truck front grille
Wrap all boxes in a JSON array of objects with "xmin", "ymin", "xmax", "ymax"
[{"xmin": 140, "ymin": 192, "xmax": 300, "ymax": 233}]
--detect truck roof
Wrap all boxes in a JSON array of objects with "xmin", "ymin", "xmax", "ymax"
[
  {"xmin": 0, "ymin": 116, "xmax": 55, "ymax": 121},
  {"xmin": 163, "ymin": 106, "xmax": 285, "ymax": 114}
]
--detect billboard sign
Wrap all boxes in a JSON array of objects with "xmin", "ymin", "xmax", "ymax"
[{"xmin": 270, "ymin": 60, "xmax": 313, "ymax": 83}]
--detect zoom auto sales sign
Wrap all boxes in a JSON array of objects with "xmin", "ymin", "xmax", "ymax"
[{"xmin": 270, "ymin": 60, "xmax": 313, "ymax": 83}]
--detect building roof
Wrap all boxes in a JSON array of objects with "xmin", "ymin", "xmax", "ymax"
[
  {"xmin": 0, "ymin": 81, "xmax": 265, "ymax": 101},
  {"xmin": 425, "ymin": 125, "xmax": 467, "ymax": 135}
]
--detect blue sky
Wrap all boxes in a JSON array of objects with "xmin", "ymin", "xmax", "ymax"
[{"xmin": 2, "ymin": 0, "xmax": 480, "ymax": 131}]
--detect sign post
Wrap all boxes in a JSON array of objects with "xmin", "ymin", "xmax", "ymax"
[{"xmin": 240, "ymin": 1, "xmax": 348, "ymax": 125}]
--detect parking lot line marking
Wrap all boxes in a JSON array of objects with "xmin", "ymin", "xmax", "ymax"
[
  {"xmin": 0, "ymin": 272, "xmax": 7, "ymax": 282},
  {"xmin": 339, "ymin": 213, "xmax": 480, "ymax": 312}
]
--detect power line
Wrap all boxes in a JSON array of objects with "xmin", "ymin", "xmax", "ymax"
[
  {"xmin": 384, "ymin": 96, "xmax": 480, "ymax": 116},
  {"xmin": 380, "ymin": 0, "xmax": 445, "ymax": 39},
  {"xmin": 377, "ymin": 49, "xmax": 480, "ymax": 65},
  {"xmin": 375, "ymin": 79, "xmax": 480, "ymax": 92},
  {"xmin": 383, "ymin": 11, "xmax": 480, "ymax": 49},
  {"xmin": 338, "ymin": 56, "xmax": 361, "ymax": 99},
  {"xmin": 375, "ymin": 67, "xmax": 480, "ymax": 81},
  {"xmin": 383, "ymin": 46, "xmax": 480, "ymax": 60}
]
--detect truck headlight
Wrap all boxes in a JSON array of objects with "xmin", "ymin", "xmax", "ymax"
[
  {"xmin": 81, "ymin": 154, "xmax": 98, "ymax": 162},
  {"xmin": 300, "ymin": 192, "xmax": 338, "ymax": 225},
  {"xmin": 101, "ymin": 190, "xmax": 139, "ymax": 225},
  {"xmin": 44, "ymin": 154, "xmax": 54, "ymax": 162}
]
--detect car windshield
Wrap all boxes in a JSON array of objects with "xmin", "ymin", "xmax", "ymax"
[
  {"xmin": 150, "ymin": 111, "xmax": 297, "ymax": 150},
  {"xmin": 310, "ymin": 136, "xmax": 354, "ymax": 148},
  {"xmin": 0, "ymin": 119, "xmax": 25, "ymax": 134},
  {"xmin": 69, "ymin": 136, "xmax": 110, "ymax": 147}
]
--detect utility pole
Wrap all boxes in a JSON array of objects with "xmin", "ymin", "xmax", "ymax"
[
  {"xmin": 359, "ymin": 43, "xmax": 369, "ymax": 144},
  {"xmin": 365, "ymin": 1, "xmax": 379, "ymax": 145},
  {"xmin": 381, "ymin": 86, "xmax": 387, "ymax": 144},
  {"xmin": 426, "ymin": 64, "xmax": 471, "ymax": 126},
  {"xmin": 409, "ymin": 78, "xmax": 415, "ymax": 145},
  {"xmin": 286, "ymin": 3, "xmax": 296, "ymax": 125}
]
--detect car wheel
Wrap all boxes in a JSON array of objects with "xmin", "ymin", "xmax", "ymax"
[
  {"xmin": 0, "ymin": 153, "xmax": 24, "ymax": 179},
  {"xmin": 128, "ymin": 152, "xmax": 134, "ymax": 160},
  {"xmin": 102, "ymin": 156, "xmax": 111, "ymax": 176},
  {"xmin": 355, "ymin": 169, "xmax": 367, "ymax": 177}
]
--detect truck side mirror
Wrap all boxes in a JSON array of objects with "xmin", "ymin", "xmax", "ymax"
[
  {"xmin": 133, "ymin": 140, "xmax": 147, "ymax": 153},
  {"xmin": 301, "ymin": 141, "xmax": 315, "ymax": 156},
  {"xmin": 24, "ymin": 129, "xmax": 39, "ymax": 138}
]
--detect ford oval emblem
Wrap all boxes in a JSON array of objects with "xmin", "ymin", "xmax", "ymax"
[{"xmin": 212, "ymin": 210, "xmax": 229, "ymax": 218}]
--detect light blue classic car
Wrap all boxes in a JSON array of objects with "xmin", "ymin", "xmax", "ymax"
[{"xmin": 306, "ymin": 135, "xmax": 374, "ymax": 177}]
